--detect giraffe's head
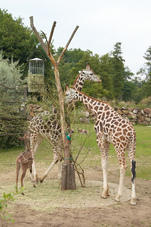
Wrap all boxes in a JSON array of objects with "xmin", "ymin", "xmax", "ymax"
[
  {"xmin": 65, "ymin": 87, "xmax": 78, "ymax": 104},
  {"xmin": 78, "ymin": 70, "xmax": 101, "ymax": 83}
]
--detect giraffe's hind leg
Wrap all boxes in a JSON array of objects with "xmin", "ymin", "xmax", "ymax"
[
  {"xmin": 21, "ymin": 166, "xmax": 27, "ymax": 195},
  {"xmin": 115, "ymin": 165, "xmax": 126, "ymax": 202},
  {"xmin": 115, "ymin": 149, "xmax": 126, "ymax": 202},
  {"xmin": 96, "ymin": 133, "xmax": 110, "ymax": 199},
  {"xmin": 101, "ymin": 155, "xmax": 110, "ymax": 199},
  {"xmin": 101, "ymin": 148, "xmax": 110, "ymax": 199}
]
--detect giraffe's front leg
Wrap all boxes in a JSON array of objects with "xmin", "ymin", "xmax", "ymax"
[
  {"xmin": 101, "ymin": 155, "xmax": 109, "ymax": 198},
  {"xmin": 30, "ymin": 135, "xmax": 42, "ymax": 185},
  {"xmin": 40, "ymin": 153, "xmax": 58, "ymax": 183},
  {"xmin": 30, "ymin": 160, "xmax": 38, "ymax": 187},
  {"xmin": 57, "ymin": 160, "xmax": 62, "ymax": 180}
]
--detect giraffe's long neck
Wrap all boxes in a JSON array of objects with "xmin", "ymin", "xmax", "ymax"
[
  {"xmin": 75, "ymin": 90, "xmax": 105, "ymax": 115},
  {"xmin": 73, "ymin": 74, "xmax": 87, "ymax": 91}
]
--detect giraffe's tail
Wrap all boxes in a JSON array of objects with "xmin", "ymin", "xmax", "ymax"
[
  {"xmin": 128, "ymin": 132, "xmax": 136, "ymax": 183},
  {"xmin": 131, "ymin": 160, "xmax": 136, "ymax": 183}
]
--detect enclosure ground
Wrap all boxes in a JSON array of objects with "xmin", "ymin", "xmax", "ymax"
[{"xmin": 0, "ymin": 166, "xmax": 151, "ymax": 227}]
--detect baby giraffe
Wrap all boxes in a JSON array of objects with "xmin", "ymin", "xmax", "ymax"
[{"xmin": 16, "ymin": 131, "xmax": 34, "ymax": 194}]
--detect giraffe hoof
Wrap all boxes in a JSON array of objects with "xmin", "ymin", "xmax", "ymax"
[
  {"xmin": 101, "ymin": 195, "xmax": 108, "ymax": 199},
  {"xmin": 40, "ymin": 178, "xmax": 44, "ymax": 183},
  {"xmin": 101, "ymin": 188, "xmax": 110, "ymax": 199},
  {"xmin": 101, "ymin": 192, "xmax": 109, "ymax": 199},
  {"xmin": 130, "ymin": 198, "xmax": 136, "ymax": 205},
  {"xmin": 115, "ymin": 195, "xmax": 120, "ymax": 202}
]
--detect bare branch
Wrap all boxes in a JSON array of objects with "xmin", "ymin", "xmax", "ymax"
[
  {"xmin": 57, "ymin": 25, "xmax": 79, "ymax": 64},
  {"xmin": 48, "ymin": 21, "xmax": 56, "ymax": 47},
  {"xmin": 29, "ymin": 16, "xmax": 48, "ymax": 55},
  {"xmin": 41, "ymin": 31, "xmax": 49, "ymax": 45}
]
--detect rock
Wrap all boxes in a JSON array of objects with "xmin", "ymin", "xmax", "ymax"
[
  {"xmin": 145, "ymin": 117, "xmax": 151, "ymax": 122},
  {"xmin": 85, "ymin": 111, "xmax": 90, "ymax": 118},
  {"xmin": 133, "ymin": 109, "xmax": 139, "ymax": 114},
  {"xmin": 144, "ymin": 108, "xmax": 151, "ymax": 114}
]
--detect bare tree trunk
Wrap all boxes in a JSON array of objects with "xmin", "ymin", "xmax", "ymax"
[
  {"xmin": 61, "ymin": 162, "xmax": 76, "ymax": 190},
  {"xmin": 53, "ymin": 66, "xmax": 76, "ymax": 190},
  {"xmin": 29, "ymin": 17, "xmax": 78, "ymax": 190}
]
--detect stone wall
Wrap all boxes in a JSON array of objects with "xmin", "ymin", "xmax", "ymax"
[
  {"xmin": 80, "ymin": 108, "xmax": 151, "ymax": 125},
  {"xmin": 116, "ymin": 107, "xmax": 151, "ymax": 125}
]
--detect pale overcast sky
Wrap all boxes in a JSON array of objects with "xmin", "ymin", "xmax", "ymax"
[{"xmin": 1, "ymin": 0, "xmax": 151, "ymax": 75}]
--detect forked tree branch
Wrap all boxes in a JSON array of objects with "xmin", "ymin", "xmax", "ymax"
[
  {"xmin": 57, "ymin": 25, "xmax": 79, "ymax": 64},
  {"xmin": 48, "ymin": 21, "xmax": 56, "ymax": 49},
  {"xmin": 29, "ymin": 16, "xmax": 48, "ymax": 55}
]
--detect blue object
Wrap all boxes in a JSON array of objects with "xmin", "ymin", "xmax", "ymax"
[{"xmin": 65, "ymin": 132, "xmax": 71, "ymax": 141}]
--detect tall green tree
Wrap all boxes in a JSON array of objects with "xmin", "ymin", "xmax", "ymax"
[
  {"xmin": 0, "ymin": 10, "xmax": 30, "ymax": 70},
  {"xmin": 137, "ymin": 46, "xmax": 151, "ymax": 98},
  {"xmin": 111, "ymin": 42, "xmax": 126, "ymax": 100},
  {"xmin": 0, "ymin": 53, "xmax": 27, "ymax": 148},
  {"xmin": 0, "ymin": 9, "xmax": 50, "ymax": 76},
  {"xmin": 98, "ymin": 54, "xmax": 114, "ymax": 99},
  {"xmin": 144, "ymin": 46, "xmax": 151, "ymax": 79}
]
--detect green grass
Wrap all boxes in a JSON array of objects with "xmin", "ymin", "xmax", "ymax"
[
  {"xmin": 0, "ymin": 124, "xmax": 151, "ymax": 180},
  {"xmin": 134, "ymin": 125, "xmax": 151, "ymax": 157}
]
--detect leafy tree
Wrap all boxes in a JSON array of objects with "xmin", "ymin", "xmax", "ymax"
[
  {"xmin": 98, "ymin": 54, "xmax": 114, "ymax": 99},
  {"xmin": 0, "ymin": 9, "xmax": 51, "ymax": 76},
  {"xmin": 57, "ymin": 48, "xmax": 102, "ymax": 89},
  {"xmin": 137, "ymin": 46, "xmax": 151, "ymax": 98},
  {"xmin": 111, "ymin": 42, "xmax": 126, "ymax": 100},
  {"xmin": 144, "ymin": 46, "xmax": 151, "ymax": 79},
  {"xmin": 0, "ymin": 53, "xmax": 27, "ymax": 148},
  {"xmin": 1, "ymin": 8, "xmax": 147, "ymax": 104},
  {"xmin": 0, "ymin": 9, "xmax": 30, "ymax": 71},
  {"xmin": 141, "ymin": 47, "xmax": 151, "ymax": 97}
]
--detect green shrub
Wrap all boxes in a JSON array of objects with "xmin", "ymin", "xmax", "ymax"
[{"xmin": 0, "ymin": 192, "xmax": 14, "ymax": 222}]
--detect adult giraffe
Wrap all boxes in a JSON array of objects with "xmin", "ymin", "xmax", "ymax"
[
  {"xmin": 65, "ymin": 87, "xmax": 136, "ymax": 205},
  {"xmin": 28, "ymin": 69, "xmax": 101, "ymax": 183}
]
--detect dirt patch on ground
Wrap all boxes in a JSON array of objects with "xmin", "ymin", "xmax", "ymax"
[{"xmin": 0, "ymin": 166, "xmax": 151, "ymax": 227}]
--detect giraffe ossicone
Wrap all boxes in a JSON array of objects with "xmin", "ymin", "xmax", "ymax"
[{"xmin": 65, "ymin": 87, "xmax": 137, "ymax": 205}]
